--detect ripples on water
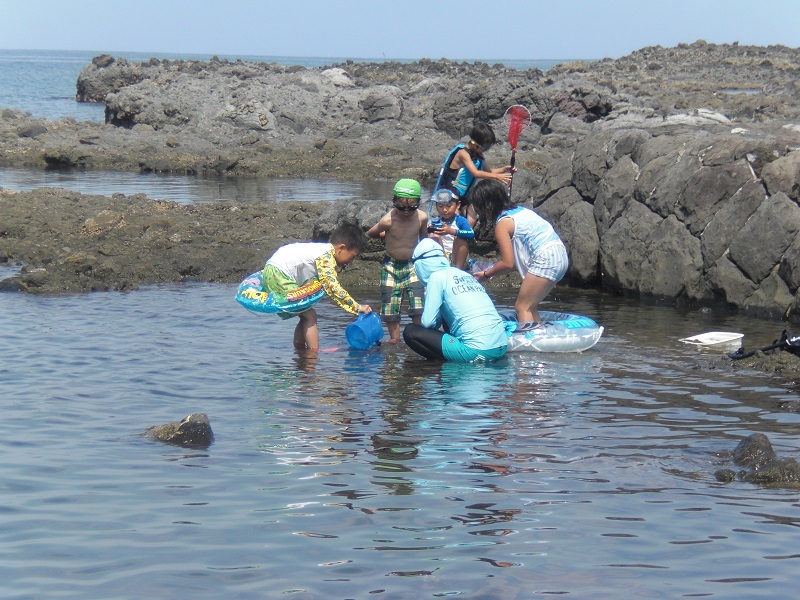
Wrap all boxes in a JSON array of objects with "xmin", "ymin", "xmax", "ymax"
[
  {"xmin": 2, "ymin": 282, "xmax": 800, "ymax": 598},
  {"xmin": 3, "ymin": 48, "xmax": 799, "ymax": 597}
]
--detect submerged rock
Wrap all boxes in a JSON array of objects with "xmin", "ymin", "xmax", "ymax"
[{"xmin": 145, "ymin": 413, "xmax": 214, "ymax": 449}]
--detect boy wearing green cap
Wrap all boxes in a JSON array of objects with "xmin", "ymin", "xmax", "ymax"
[{"xmin": 367, "ymin": 179, "xmax": 430, "ymax": 342}]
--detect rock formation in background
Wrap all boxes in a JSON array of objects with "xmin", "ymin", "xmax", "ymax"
[{"xmin": 3, "ymin": 41, "xmax": 800, "ymax": 319}]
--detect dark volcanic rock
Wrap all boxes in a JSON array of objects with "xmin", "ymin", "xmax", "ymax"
[
  {"xmin": 715, "ymin": 433, "xmax": 800, "ymax": 486},
  {"xmin": 75, "ymin": 54, "xmax": 152, "ymax": 103},
  {"xmin": 732, "ymin": 432, "xmax": 776, "ymax": 468},
  {"xmin": 0, "ymin": 187, "xmax": 330, "ymax": 293},
  {"xmin": 145, "ymin": 413, "xmax": 214, "ymax": 449},
  {"xmin": 538, "ymin": 123, "xmax": 800, "ymax": 319},
  {"xmin": 545, "ymin": 41, "xmax": 800, "ymax": 123},
  {"xmin": 4, "ymin": 41, "xmax": 800, "ymax": 321}
]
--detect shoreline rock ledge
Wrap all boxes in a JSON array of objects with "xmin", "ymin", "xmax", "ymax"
[{"xmin": 2, "ymin": 41, "xmax": 800, "ymax": 321}]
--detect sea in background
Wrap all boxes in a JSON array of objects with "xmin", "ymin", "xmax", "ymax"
[{"xmin": 2, "ymin": 49, "xmax": 800, "ymax": 598}]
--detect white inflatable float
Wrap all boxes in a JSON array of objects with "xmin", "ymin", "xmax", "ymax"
[{"xmin": 500, "ymin": 310, "xmax": 603, "ymax": 353}]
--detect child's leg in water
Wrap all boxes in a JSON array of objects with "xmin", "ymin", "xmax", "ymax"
[
  {"xmin": 515, "ymin": 275, "xmax": 556, "ymax": 324},
  {"xmin": 295, "ymin": 309, "xmax": 319, "ymax": 351},
  {"xmin": 386, "ymin": 320, "xmax": 400, "ymax": 342}
]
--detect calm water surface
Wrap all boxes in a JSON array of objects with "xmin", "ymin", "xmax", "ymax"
[
  {"xmin": 0, "ymin": 165, "xmax": 401, "ymax": 204},
  {"xmin": 2, "ymin": 282, "xmax": 799, "ymax": 599}
]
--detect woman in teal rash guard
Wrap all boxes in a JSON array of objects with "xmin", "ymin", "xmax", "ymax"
[{"xmin": 402, "ymin": 238, "xmax": 508, "ymax": 362}]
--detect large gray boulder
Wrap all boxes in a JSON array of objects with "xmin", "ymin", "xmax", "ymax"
[
  {"xmin": 729, "ymin": 192, "xmax": 800, "ymax": 283},
  {"xmin": 592, "ymin": 154, "xmax": 639, "ymax": 237},
  {"xmin": 761, "ymin": 151, "xmax": 800, "ymax": 200},
  {"xmin": 599, "ymin": 200, "xmax": 663, "ymax": 293},
  {"xmin": 533, "ymin": 119, "xmax": 800, "ymax": 319},
  {"xmin": 700, "ymin": 180, "xmax": 765, "ymax": 270},
  {"xmin": 75, "ymin": 55, "xmax": 151, "ymax": 102}
]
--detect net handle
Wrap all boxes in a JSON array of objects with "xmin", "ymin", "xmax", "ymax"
[{"xmin": 503, "ymin": 105, "xmax": 531, "ymax": 196}]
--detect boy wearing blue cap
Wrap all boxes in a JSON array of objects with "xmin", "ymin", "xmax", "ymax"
[
  {"xmin": 427, "ymin": 186, "xmax": 475, "ymax": 269},
  {"xmin": 367, "ymin": 178, "xmax": 429, "ymax": 342}
]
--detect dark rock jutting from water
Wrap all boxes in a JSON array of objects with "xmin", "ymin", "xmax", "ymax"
[
  {"xmin": 715, "ymin": 433, "xmax": 800, "ymax": 486},
  {"xmin": 144, "ymin": 413, "xmax": 214, "ymax": 449}
]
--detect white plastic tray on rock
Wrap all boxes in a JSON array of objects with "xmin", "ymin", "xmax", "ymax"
[{"xmin": 679, "ymin": 331, "xmax": 744, "ymax": 352}]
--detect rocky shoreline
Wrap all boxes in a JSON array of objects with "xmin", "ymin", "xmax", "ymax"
[
  {"xmin": 3, "ymin": 41, "xmax": 799, "ymax": 180},
  {"xmin": 2, "ymin": 41, "xmax": 800, "ymax": 324}
]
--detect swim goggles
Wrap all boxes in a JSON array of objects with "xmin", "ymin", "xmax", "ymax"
[{"xmin": 433, "ymin": 188, "xmax": 460, "ymax": 203}]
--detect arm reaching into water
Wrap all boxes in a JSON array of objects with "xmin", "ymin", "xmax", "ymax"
[{"xmin": 474, "ymin": 218, "xmax": 516, "ymax": 282}]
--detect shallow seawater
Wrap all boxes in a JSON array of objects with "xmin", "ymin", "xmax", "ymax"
[
  {"xmin": 0, "ymin": 166, "xmax": 405, "ymax": 205},
  {"xmin": 2, "ymin": 283, "xmax": 800, "ymax": 599}
]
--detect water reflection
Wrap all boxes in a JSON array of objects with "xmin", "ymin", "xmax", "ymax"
[
  {"xmin": 3, "ymin": 283, "xmax": 800, "ymax": 597},
  {"xmin": 0, "ymin": 165, "xmax": 410, "ymax": 204}
]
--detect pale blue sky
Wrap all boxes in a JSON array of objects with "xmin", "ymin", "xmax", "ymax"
[{"xmin": 1, "ymin": 0, "xmax": 798, "ymax": 61}]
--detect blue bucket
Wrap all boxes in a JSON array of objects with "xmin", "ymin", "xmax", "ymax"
[{"xmin": 346, "ymin": 313, "xmax": 384, "ymax": 350}]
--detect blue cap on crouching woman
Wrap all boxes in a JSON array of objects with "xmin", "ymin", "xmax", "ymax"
[{"xmin": 411, "ymin": 238, "xmax": 449, "ymax": 285}]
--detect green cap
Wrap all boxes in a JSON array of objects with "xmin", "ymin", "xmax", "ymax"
[{"xmin": 393, "ymin": 178, "xmax": 422, "ymax": 199}]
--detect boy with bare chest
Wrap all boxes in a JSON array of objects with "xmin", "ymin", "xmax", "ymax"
[{"xmin": 367, "ymin": 179, "xmax": 429, "ymax": 342}]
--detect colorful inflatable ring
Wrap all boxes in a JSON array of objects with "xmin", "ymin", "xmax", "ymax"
[
  {"xmin": 501, "ymin": 310, "xmax": 603, "ymax": 353},
  {"xmin": 236, "ymin": 271, "xmax": 324, "ymax": 315}
]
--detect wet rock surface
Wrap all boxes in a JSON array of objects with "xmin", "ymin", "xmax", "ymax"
[
  {"xmin": 144, "ymin": 413, "xmax": 214, "ymax": 449},
  {"xmin": 715, "ymin": 433, "xmax": 800, "ymax": 486},
  {"xmin": 728, "ymin": 349, "xmax": 800, "ymax": 381},
  {"xmin": 0, "ymin": 187, "xmax": 332, "ymax": 293},
  {"xmin": 0, "ymin": 187, "xmax": 455, "ymax": 295}
]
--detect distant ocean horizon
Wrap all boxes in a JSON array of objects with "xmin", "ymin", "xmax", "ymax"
[{"xmin": 0, "ymin": 48, "xmax": 583, "ymax": 122}]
